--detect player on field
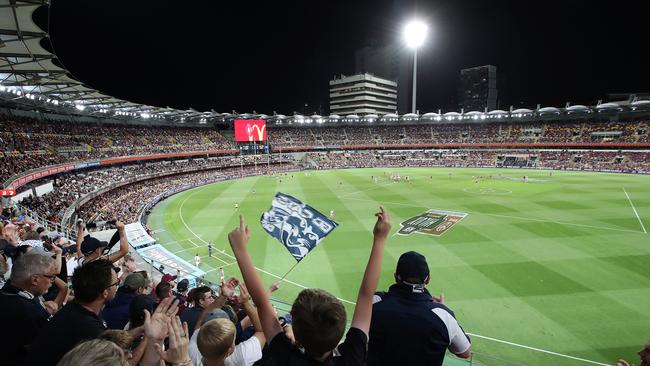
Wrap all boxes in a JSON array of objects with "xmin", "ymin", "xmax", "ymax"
[
  {"xmin": 235, "ymin": 202, "xmax": 239, "ymax": 210},
  {"xmin": 194, "ymin": 253, "xmax": 201, "ymax": 268},
  {"xmin": 329, "ymin": 209, "xmax": 335, "ymax": 220},
  {"xmin": 208, "ymin": 242, "xmax": 213, "ymax": 257}
]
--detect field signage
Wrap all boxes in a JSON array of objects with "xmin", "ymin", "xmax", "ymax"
[{"xmin": 397, "ymin": 209, "xmax": 467, "ymax": 237}]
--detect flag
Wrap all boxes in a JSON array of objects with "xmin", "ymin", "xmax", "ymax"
[{"xmin": 260, "ymin": 192, "xmax": 338, "ymax": 261}]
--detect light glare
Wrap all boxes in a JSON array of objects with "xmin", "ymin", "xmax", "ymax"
[{"xmin": 404, "ymin": 20, "xmax": 427, "ymax": 48}]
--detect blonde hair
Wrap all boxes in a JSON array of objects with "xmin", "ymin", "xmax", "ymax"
[
  {"xmin": 99, "ymin": 329, "xmax": 134, "ymax": 350},
  {"xmin": 56, "ymin": 339, "xmax": 128, "ymax": 366},
  {"xmin": 197, "ymin": 318, "xmax": 236, "ymax": 360}
]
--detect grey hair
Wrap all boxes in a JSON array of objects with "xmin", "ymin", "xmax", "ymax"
[
  {"xmin": 56, "ymin": 339, "xmax": 128, "ymax": 366},
  {"xmin": 10, "ymin": 253, "xmax": 55, "ymax": 283}
]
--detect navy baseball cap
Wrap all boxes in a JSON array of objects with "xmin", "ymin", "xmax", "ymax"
[
  {"xmin": 80, "ymin": 235, "xmax": 108, "ymax": 255},
  {"xmin": 396, "ymin": 251, "xmax": 430, "ymax": 283}
]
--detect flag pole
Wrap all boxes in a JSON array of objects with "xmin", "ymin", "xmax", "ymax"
[{"xmin": 278, "ymin": 260, "xmax": 300, "ymax": 282}]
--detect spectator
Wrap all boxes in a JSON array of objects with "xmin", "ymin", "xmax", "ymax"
[
  {"xmin": 98, "ymin": 329, "xmax": 134, "ymax": 352},
  {"xmin": 161, "ymin": 273, "xmax": 178, "ymax": 287},
  {"xmin": 155, "ymin": 281, "xmax": 173, "ymax": 301},
  {"xmin": 0, "ymin": 249, "xmax": 7, "ymax": 288},
  {"xmin": 128, "ymin": 294, "xmax": 157, "ymax": 329},
  {"xmin": 176, "ymin": 278, "xmax": 190, "ymax": 313},
  {"xmin": 0, "ymin": 253, "xmax": 57, "ymax": 365},
  {"xmin": 27, "ymin": 259, "xmax": 118, "ymax": 366},
  {"xmin": 99, "ymin": 329, "xmax": 149, "ymax": 366},
  {"xmin": 228, "ymin": 209, "xmax": 390, "ymax": 365},
  {"xmin": 139, "ymin": 296, "xmax": 193, "ymax": 366},
  {"xmin": 56, "ymin": 339, "xmax": 129, "ymax": 366},
  {"xmin": 189, "ymin": 281, "xmax": 265, "ymax": 366},
  {"xmin": 103, "ymin": 272, "xmax": 151, "ymax": 329},
  {"xmin": 181, "ymin": 285, "xmax": 215, "ymax": 336},
  {"xmin": 367, "ymin": 251, "xmax": 471, "ymax": 366},
  {"xmin": 75, "ymin": 220, "xmax": 129, "ymax": 266}
]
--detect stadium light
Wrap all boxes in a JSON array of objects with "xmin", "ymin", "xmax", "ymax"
[{"xmin": 404, "ymin": 19, "xmax": 428, "ymax": 114}]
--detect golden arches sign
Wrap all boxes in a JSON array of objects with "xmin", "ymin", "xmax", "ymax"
[{"xmin": 249, "ymin": 123, "xmax": 266, "ymax": 141}]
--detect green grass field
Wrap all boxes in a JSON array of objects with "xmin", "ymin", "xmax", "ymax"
[{"xmin": 146, "ymin": 167, "xmax": 650, "ymax": 366}]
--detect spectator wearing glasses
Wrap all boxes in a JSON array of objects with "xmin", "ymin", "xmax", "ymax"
[
  {"xmin": 102, "ymin": 272, "xmax": 151, "ymax": 330},
  {"xmin": 0, "ymin": 253, "xmax": 57, "ymax": 365},
  {"xmin": 181, "ymin": 285, "xmax": 215, "ymax": 336},
  {"xmin": 27, "ymin": 259, "xmax": 118, "ymax": 366}
]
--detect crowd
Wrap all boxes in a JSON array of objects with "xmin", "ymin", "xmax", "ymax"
[
  {"xmin": 76, "ymin": 163, "xmax": 294, "ymax": 223},
  {"xmin": 305, "ymin": 149, "xmax": 650, "ymax": 173},
  {"xmin": 17, "ymin": 156, "xmax": 287, "ymax": 224},
  {"xmin": 3, "ymin": 115, "xmax": 649, "ymax": 185},
  {"xmin": 0, "ymin": 204, "xmax": 479, "ymax": 366}
]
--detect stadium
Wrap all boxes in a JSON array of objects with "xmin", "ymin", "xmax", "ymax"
[{"xmin": 1, "ymin": 2, "xmax": 649, "ymax": 366}]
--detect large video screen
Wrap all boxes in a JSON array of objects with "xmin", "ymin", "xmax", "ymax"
[{"xmin": 234, "ymin": 120, "xmax": 267, "ymax": 142}]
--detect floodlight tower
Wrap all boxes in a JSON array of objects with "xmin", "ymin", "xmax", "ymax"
[{"xmin": 404, "ymin": 20, "xmax": 428, "ymax": 114}]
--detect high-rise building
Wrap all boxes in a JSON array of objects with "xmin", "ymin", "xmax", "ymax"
[
  {"xmin": 459, "ymin": 65, "xmax": 498, "ymax": 111},
  {"xmin": 355, "ymin": 44, "xmax": 411, "ymax": 114},
  {"xmin": 329, "ymin": 73, "xmax": 397, "ymax": 116}
]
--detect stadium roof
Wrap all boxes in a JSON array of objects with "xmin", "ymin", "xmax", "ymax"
[
  {"xmin": 0, "ymin": 0, "xmax": 225, "ymax": 124},
  {"xmin": 1, "ymin": 1, "xmax": 649, "ymax": 126}
]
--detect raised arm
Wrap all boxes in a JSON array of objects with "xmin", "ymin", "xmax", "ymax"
[
  {"xmin": 239, "ymin": 282, "xmax": 266, "ymax": 347},
  {"xmin": 106, "ymin": 221, "xmax": 129, "ymax": 263},
  {"xmin": 51, "ymin": 244, "xmax": 62, "ymax": 274},
  {"xmin": 350, "ymin": 206, "xmax": 390, "ymax": 337},
  {"xmin": 52, "ymin": 276, "xmax": 69, "ymax": 309},
  {"xmin": 75, "ymin": 220, "xmax": 85, "ymax": 259},
  {"xmin": 229, "ymin": 215, "xmax": 283, "ymax": 343}
]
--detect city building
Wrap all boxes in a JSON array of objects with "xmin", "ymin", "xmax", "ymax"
[
  {"xmin": 355, "ymin": 44, "xmax": 411, "ymax": 114},
  {"xmin": 329, "ymin": 73, "xmax": 397, "ymax": 115},
  {"xmin": 459, "ymin": 65, "xmax": 498, "ymax": 112}
]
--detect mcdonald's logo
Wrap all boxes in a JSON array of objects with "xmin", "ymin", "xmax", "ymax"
[{"xmin": 235, "ymin": 120, "xmax": 267, "ymax": 142}]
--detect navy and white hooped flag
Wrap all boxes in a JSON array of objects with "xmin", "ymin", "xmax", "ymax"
[{"xmin": 260, "ymin": 192, "xmax": 338, "ymax": 262}]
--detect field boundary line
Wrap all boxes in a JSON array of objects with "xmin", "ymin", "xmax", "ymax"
[
  {"xmin": 157, "ymin": 238, "xmax": 193, "ymax": 247},
  {"xmin": 176, "ymin": 184, "xmax": 357, "ymax": 305},
  {"xmin": 467, "ymin": 333, "xmax": 612, "ymax": 366},
  {"xmin": 179, "ymin": 187, "xmax": 232, "ymax": 266},
  {"xmin": 345, "ymin": 197, "xmax": 643, "ymax": 234},
  {"xmin": 622, "ymin": 187, "xmax": 647, "ymax": 234}
]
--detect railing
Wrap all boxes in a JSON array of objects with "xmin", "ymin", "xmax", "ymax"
[{"xmin": 17, "ymin": 205, "xmax": 78, "ymax": 239}]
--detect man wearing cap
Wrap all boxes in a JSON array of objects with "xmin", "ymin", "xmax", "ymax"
[
  {"xmin": 367, "ymin": 251, "xmax": 471, "ymax": 366},
  {"xmin": 176, "ymin": 278, "xmax": 190, "ymax": 314},
  {"xmin": 102, "ymin": 272, "xmax": 151, "ymax": 329},
  {"xmin": 75, "ymin": 220, "xmax": 129, "ymax": 266}
]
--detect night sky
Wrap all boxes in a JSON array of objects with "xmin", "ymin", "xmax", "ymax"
[{"xmin": 34, "ymin": 0, "xmax": 649, "ymax": 115}]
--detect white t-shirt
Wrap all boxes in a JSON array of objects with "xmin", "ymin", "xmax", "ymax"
[
  {"xmin": 194, "ymin": 256, "xmax": 201, "ymax": 264},
  {"xmin": 189, "ymin": 328, "xmax": 263, "ymax": 366},
  {"xmin": 66, "ymin": 257, "xmax": 80, "ymax": 275}
]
